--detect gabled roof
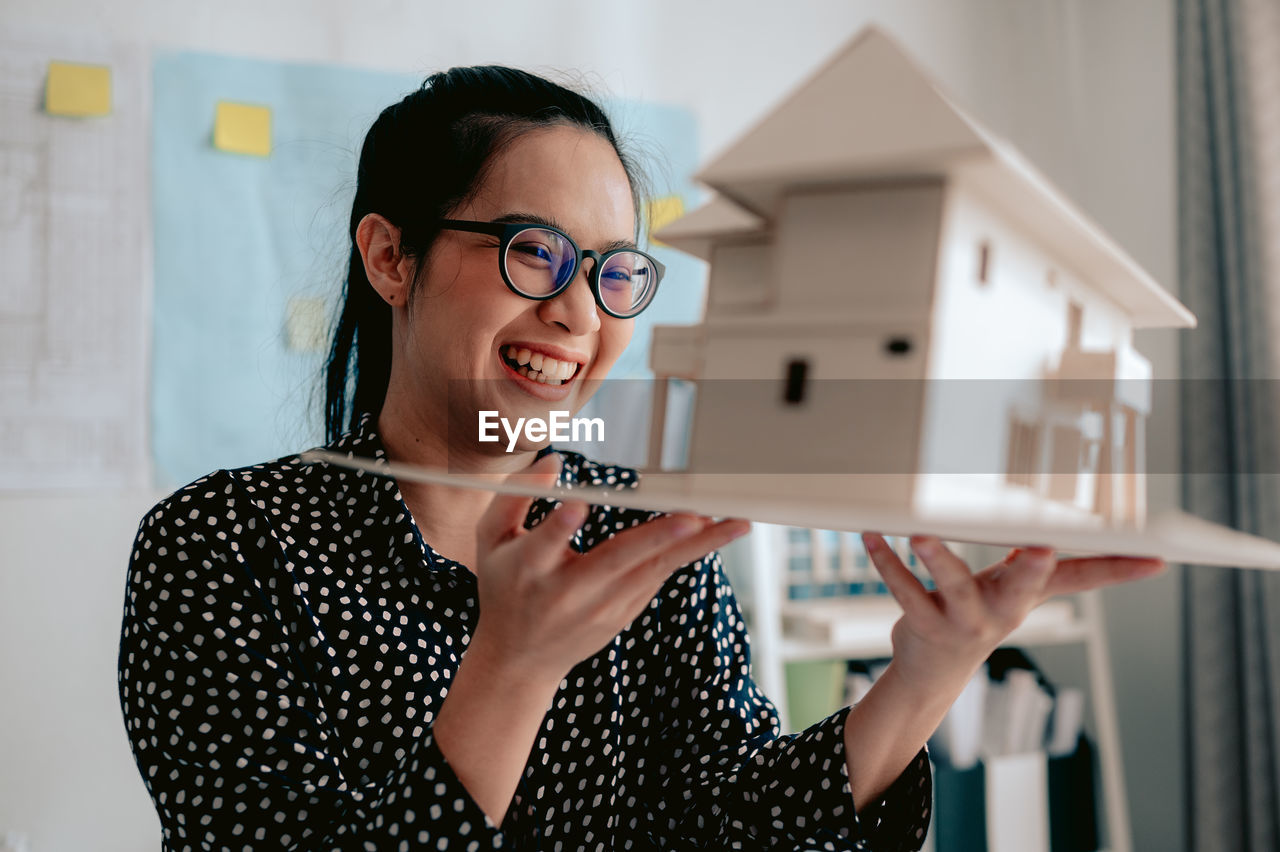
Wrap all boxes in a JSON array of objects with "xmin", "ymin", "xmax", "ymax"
[
  {"xmin": 685, "ymin": 25, "xmax": 1195, "ymax": 330},
  {"xmin": 652, "ymin": 195, "xmax": 765, "ymax": 261},
  {"xmin": 699, "ymin": 26, "xmax": 989, "ymax": 209}
]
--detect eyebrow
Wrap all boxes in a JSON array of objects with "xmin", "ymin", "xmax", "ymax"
[{"xmin": 492, "ymin": 211, "xmax": 637, "ymax": 253}]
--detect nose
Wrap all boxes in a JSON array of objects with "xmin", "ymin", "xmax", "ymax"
[{"xmin": 537, "ymin": 258, "xmax": 601, "ymax": 335}]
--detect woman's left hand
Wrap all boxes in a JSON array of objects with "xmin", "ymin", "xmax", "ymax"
[{"xmin": 861, "ymin": 534, "xmax": 1166, "ymax": 696}]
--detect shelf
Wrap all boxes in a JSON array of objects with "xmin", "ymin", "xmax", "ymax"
[
  {"xmin": 777, "ymin": 597, "xmax": 1086, "ymax": 661},
  {"xmin": 744, "ymin": 522, "xmax": 1130, "ymax": 851}
]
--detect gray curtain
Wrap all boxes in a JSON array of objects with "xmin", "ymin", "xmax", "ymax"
[{"xmin": 1178, "ymin": 0, "xmax": 1280, "ymax": 849}]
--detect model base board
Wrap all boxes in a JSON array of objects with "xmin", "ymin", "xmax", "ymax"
[{"xmin": 302, "ymin": 450, "xmax": 1280, "ymax": 571}]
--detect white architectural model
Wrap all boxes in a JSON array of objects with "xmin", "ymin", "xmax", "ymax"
[
  {"xmin": 310, "ymin": 27, "xmax": 1280, "ymax": 570},
  {"xmin": 646, "ymin": 25, "xmax": 1189, "ymax": 530}
]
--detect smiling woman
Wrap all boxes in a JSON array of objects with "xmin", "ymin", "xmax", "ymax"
[
  {"xmin": 120, "ymin": 65, "xmax": 1053, "ymax": 852},
  {"xmin": 114, "ymin": 60, "xmax": 1169, "ymax": 852}
]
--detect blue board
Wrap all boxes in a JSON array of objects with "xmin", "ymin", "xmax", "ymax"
[{"xmin": 151, "ymin": 51, "xmax": 701, "ymax": 487}]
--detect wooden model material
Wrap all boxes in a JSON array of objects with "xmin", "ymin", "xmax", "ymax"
[
  {"xmin": 648, "ymin": 25, "xmax": 1190, "ymax": 527},
  {"xmin": 307, "ymin": 26, "xmax": 1280, "ymax": 570}
]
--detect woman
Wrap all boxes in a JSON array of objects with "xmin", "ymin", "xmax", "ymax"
[{"xmin": 119, "ymin": 66, "xmax": 1163, "ymax": 851}]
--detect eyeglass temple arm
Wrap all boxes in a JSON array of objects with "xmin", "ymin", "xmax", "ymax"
[{"xmin": 437, "ymin": 219, "xmax": 507, "ymax": 236}]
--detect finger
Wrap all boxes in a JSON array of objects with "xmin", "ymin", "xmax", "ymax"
[
  {"xmin": 996, "ymin": 546, "xmax": 1058, "ymax": 600},
  {"xmin": 909, "ymin": 535, "xmax": 985, "ymax": 618},
  {"xmin": 863, "ymin": 533, "xmax": 942, "ymax": 624},
  {"xmin": 1043, "ymin": 555, "xmax": 1166, "ymax": 599},
  {"xmin": 653, "ymin": 518, "xmax": 752, "ymax": 571},
  {"xmin": 476, "ymin": 450, "xmax": 560, "ymax": 544},
  {"xmin": 579, "ymin": 512, "xmax": 721, "ymax": 576},
  {"xmin": 621, "ymin": 518, "xmax": 752, "ymax": 586},
  {"xmin": 476, "ymin": 453, "xmax": 562, "ymax": 552},
  {"xmin": 614, "ymin": 519, "xmax": 753, "ymax": 614},
  {"xmin": 513, "ymin": 498, "xmax": 591, "ymax": 571}
]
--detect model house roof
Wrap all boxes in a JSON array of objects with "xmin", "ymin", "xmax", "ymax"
[
  {"xmin": 651, "ymin": 195, "xmax": 765, "ymax": 261},
  {"xmin": 667, "ymin": 26, "xmax": 1194, "ymax": 330}
]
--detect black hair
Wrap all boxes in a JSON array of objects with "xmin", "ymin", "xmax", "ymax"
[{"xmin": 323, "ymin": 66, "xmax": 645, "ymax": 443}]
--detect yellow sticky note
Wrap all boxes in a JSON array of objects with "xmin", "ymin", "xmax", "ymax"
[
  {"xmin": 214, "ymin": 101, "xmax": 272, "ymax": 157},
  {"xmin": 645, "ymin": 195, "xmax": 686, "ymax": 248},
  {"xmin": 285, "ymin": 297, "xmax": 328, "ymax": 352},
  {"xmin": 45, "ymin": 61, "xmax": 111, "ymax": 117}
]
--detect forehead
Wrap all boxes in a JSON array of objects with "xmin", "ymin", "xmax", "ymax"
[{"xmin": 462, "ymin": 124, "xmax": 636, "ymax": 243}]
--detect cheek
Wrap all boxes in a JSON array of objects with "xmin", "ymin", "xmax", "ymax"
[
  {"xmin": 425, "ymin": 275, "xmax": 530, "ymax": 348},
  {"xmin": 597, "ymin": 319, "xmax": 635, "ymax": 370}
]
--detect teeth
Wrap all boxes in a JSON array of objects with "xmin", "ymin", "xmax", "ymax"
[
  {"xmin": 513, "ymin": 363, "xmax": 557, "ymax": 385},
  {"xmin": 503, "ymin": 346, "xmax": 578, "ymax": 384}
]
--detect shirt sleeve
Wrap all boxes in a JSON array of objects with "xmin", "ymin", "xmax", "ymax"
[
  {"xmin": 647, "ymin": 552, "xmax": 933, "ymax": 851},
  {"xmin": 117, "ymin": 473, "xmax": 505, "ymax": 851}
]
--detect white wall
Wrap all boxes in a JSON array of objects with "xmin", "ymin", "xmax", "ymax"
[
  {"xmin": 0, "ymin": 493, "xmax": 166, "ymax": 852},
  {"xmin": 0, "ymin": 2, "xmax": 1181, "ymax": 850}
]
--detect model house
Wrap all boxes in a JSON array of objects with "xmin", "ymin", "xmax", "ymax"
[{"xmin": 645, "ymin": 26, "xmax": 1194, "ymax": 530}]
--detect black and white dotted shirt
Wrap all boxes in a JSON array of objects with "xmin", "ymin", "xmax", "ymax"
[{"xmin": 119, "ymin": 414, "xmax": 932, "ymax": 850}]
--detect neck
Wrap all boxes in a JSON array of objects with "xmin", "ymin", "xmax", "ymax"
[{"xmin": 376, "ymin": 399, "xmax": 541, "ymax": 567}]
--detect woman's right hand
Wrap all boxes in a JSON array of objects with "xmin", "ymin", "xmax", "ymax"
[
  {"xmin": 434, "ymin": 453, "xmax": 746, "ymax": 824},
  {"xmin": 468, "ymin": 453, "xmax": 750, "ymax": 687}
]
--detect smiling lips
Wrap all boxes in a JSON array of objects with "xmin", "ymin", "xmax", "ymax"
[{"xmin": 502, "ymin": 345, "xmax": 581, "ymax": 386}]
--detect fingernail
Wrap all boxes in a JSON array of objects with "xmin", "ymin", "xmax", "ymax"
[
  {"xmin": 557, "ymin": 501, "xmax": 586, "ymax": 527},
  {"xmin": 672, "ymin": 516, "xmax": 704, "ymax": 537},
  {"xmin": 912, "ymin": 536, "xmax": 938, "ymax": 555}
]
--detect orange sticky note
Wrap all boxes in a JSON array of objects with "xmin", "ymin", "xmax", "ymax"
[
  {"xmin": 214, "ymin": 101, "xmax": 272, "ymax": 157},
  {"xmin": 45, "ymin": 61, "xmax": 112, "ymax": 117},
  {"xmin": 646, "ymin": 195, "xmax": 686, "ymax": 248}
]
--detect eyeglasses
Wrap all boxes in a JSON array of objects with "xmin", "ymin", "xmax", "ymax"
[{"xmin": 438, "ymin": 219, "xmax": 665, "ymax": 319}]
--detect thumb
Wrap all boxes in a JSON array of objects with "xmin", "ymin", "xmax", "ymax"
[{"xmin": 476, "ymin": 452, "xmax": 563, "ymax": 553}]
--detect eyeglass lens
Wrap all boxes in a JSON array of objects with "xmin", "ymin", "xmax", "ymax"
[
  {"xmin": 503, "ymin": 227, "xmax": 657, "ymax": 316},
  {"xmin": 597, "ymin": 252, "xmax": 658, "ymax": 316}
]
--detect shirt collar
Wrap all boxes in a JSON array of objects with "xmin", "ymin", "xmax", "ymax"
[{"xmin": 318, "ymin": 411, "xmax": 440, "ymax": 574}]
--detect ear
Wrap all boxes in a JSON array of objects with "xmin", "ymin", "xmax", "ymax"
[{"xmin": 355, "ymin": 213, "xmax": 414, "ymax": 306}]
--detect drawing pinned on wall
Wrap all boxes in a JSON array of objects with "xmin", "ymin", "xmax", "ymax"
[
  {"xmin": 1, "ymin": 39, "xmax": 149, "ymax": 489},
  {"xmin": 44, "ymin": 60, "xmax": 111, "ymax": 117},
  {"xmin": 285, "ymin": 297, "xmax": 328, "ymax": 352},
  {"xmin": 213, "ymin": 100, "xmax": 272, "ymax": 156}
]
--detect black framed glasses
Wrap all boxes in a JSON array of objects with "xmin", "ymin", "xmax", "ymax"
[{"xmin": 438, "ymin": 219, "xmax": 665, "ymax": 319}]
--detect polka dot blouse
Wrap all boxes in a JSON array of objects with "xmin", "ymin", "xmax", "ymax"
[{"xmin": 118, "ymin": 414, "xmax": 932, "ymax": 850}]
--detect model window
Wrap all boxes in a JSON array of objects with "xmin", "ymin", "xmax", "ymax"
[
  {"xmin": 783, "ymin": 358, "xmax": 808, "ymax": 404},
  {"xmin": 1006, "ymin": 416, "xmax": 1040, "ymax": 488}
]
